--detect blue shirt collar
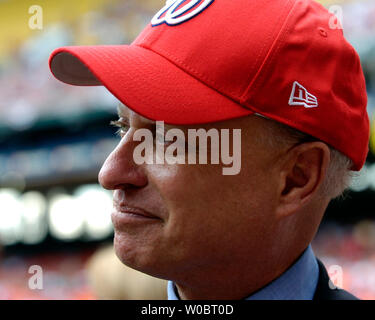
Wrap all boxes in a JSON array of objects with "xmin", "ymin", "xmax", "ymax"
[{"xmin": 167, "ymin": 245, "xmax": 319, "ymax": 300}]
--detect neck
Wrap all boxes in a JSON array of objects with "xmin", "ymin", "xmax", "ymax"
[{"xmin": 173, "ymin": 247, "xmax": 305, "ymax": 300}]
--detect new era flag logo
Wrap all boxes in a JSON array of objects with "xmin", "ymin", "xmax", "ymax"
[{"xmin": 289, "ymin": 81, "xmax": 318, "ymax": 108}]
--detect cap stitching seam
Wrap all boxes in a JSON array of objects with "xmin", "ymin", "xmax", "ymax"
[
  {"xmin": 240, "ymin": 0, "xmax": 297, "ymax": 104},
  {"xmin": 243, "ymin": 14, "xmax": 281, "ymax": 97}
]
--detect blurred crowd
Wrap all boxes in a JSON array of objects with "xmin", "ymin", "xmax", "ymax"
[
  {"xmin": 0, "ymin": 245, "xmax": 167, "ymax": 300},
  {"xmin": 312, "ymin": 221, "xmax": 375, "ymax": 299},
  {"xmin": 0, "ymin": 0, "xmax": 162, "ymax": 130}
]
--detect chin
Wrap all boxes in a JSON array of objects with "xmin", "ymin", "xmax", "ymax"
[
  {"xmin": 112, "ymin": 232, "xmax": 167, "ymax": 280},
  {"xmin": 113, "ymin": 232, "xmax": 141, "ymax": 266}
]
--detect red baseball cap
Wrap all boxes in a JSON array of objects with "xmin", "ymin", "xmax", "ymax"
[{"xmin": 49, "ymin": 0, "xmax": 369, "ymax": 171}]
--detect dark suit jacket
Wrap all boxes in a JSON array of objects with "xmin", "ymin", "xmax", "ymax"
[{"xmin": 313, "ymin": 259, "xmax": 358, "ymax": 300}]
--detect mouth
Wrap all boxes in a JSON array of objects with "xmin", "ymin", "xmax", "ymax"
[
  {"xmin": 114, "ymin": 204, "xmax": 160, "ymax": 219},
  {"xmin": 111, "ymin": 203, "xmax": 161, "ymax": 227}
]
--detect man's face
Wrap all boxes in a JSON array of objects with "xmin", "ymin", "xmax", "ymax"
[{"xmin": 99, "ymin": 105, "xmax": 287, "ymax": 283}]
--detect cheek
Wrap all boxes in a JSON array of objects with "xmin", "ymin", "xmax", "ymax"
[
  {"xmin": 153, "ymin": 164, "xmax": 224, "ymax": 214},
  {"xmin": 150, "ymin": 163, "xmax": 277, "ymax": 247}
]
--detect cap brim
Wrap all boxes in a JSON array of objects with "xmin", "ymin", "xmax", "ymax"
[{"xmin": 49, "ymin": 45, "xmax": 253, "ymax": 125}]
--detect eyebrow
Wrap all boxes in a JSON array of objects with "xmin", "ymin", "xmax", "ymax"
[
  {"xmin": 116, "ymin": 104, "xmax": 200, "ymax": 131},
  {"xmin": 117, "ymin": 102, "xmax": 157, "ymax": 127}
]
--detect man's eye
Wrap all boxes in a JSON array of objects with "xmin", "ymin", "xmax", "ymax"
[{"xmin": 110, "ymin": 120, "xmax": 130, "ymax": 138}]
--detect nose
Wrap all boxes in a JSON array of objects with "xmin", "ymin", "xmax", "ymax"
[{"xmin": 98, "ymin": 133, "xmax": 148, "ymax": 190}]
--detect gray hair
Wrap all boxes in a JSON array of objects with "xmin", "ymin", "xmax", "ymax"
[{"xmin": 255, "ymin": 114, "xmax": 354, "ymax": 200}]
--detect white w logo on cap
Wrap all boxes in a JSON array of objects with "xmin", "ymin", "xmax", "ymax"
[{"xmin": 151, "ymin": 0, "xmax": 215, "ymax": 26}]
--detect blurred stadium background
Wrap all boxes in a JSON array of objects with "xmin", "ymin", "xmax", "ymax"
[{"xmin": 0, "ymin": 0, "xmax": 374, "ymax": 299}]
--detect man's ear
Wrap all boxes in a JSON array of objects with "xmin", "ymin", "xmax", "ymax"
[{"xmin": 276, "ymin": 141, "xmax": 330, "ymax": 217}]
